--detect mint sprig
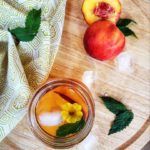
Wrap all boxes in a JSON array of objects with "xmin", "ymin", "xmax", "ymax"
[
  {"xmin": 101, "ymin": 96, "xmax": 134, "ymax": 135},
  {"xmin": 9, "ymin": 9, "xmax": 41, "ymax": 42},
  {"xmin": 117, "ymin": 18, "xmax": 137, "ymax": 38},
  {"xmin": 56, "ymin": 118, "xmax": 85, "ymax": 137}
]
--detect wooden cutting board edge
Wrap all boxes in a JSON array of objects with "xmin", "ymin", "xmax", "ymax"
[{"xmin": 117, "ymin": 116, "xmax": 150, "ymax": 149}]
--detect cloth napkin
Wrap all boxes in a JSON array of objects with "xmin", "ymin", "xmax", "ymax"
[{"xmin": 0, "ymin": 0, "xmax": 66, "ymax": 141}]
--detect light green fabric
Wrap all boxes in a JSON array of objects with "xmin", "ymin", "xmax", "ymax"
[{"xmin": 0, "ymin": 0, "xmax": 66, "ymax": 141}]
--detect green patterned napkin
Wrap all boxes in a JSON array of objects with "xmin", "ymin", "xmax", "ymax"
[{"xmin": 0, "ymin": 0, "xmax": 66, "ymax": 141}]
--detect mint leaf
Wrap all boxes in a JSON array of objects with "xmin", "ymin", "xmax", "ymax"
[
  {"xmin": 109, "ymin": 110, "xmax": 134, "ymax": 135},
  {"xmin": 117, "ymin": 18, "xmax": 136, "ymax": 27},
  {"xmin": 56, "ymin": 118, "xmax": 85, "ymax": 137},
  {"xmin": 9, "ymin": 28, "xmax": 35, "ymax": 41},
  {"xmin": 9, "ymin": 9, "xmax": 41, "ymax": 42},
  {"xmin": 100, "ymin": 96, "xmax": 134, "ymax": 135},
  {"xmin": 25, "ymin": 9, "xmax": 41, "ymax": 32},
  {"xmin": 119, "ymin": 27, "xmax": 137, "ymax": 38},
  {"xmin": 101, "ymin": 97, "xmax": 127, "ymax": 115}
]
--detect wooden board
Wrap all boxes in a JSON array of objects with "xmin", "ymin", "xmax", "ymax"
[{"xmin": 1, "ymin": 0, "xmax": 150, "ymax": 149}]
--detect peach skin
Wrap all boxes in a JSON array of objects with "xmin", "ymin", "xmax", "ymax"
[{"xmin": 84, "ymin": 20, "xmax": 125, "ymax": 61}]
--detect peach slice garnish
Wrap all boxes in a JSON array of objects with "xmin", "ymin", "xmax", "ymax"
[
  {"xmin": 36, "ymin": 91, "xmax": 68, "ymax": 136},
  {"xmin": 52, "ymin": 86, "xmax": 88, "ymax": 119}
]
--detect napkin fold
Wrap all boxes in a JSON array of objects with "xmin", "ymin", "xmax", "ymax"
[{"xmin": 0, "ymin": 0, "xmax": 66, "ymax": 141}]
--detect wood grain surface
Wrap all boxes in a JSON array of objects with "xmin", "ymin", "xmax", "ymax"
[{"xmin": 1, "ymin": 0, "xmax": 150, "ymax": 149}]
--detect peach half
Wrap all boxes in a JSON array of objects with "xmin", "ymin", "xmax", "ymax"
[
  {"xmin": 82, "ymin": 0, "xmax": 122, "ymax": 25},
  {"xmin": 84, "ymin": 20, "xmax": 125, "ymax": 61}
]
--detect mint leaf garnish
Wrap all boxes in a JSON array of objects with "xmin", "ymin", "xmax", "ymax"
[
  {"xmin": 117, "ymin": 18, "xmax": 137, "ymax": 38},
  {"xmin": 109, "ymin": 110, "xmax": 134, "ymax": 135},
  {"xmin": 101, "ymin": 96, "xmax": 127, "ymax": 115},
  {"xmin": 101, "ymin": 96, "xmax": 134, "ymax": 135},
  {"xmin": 9, "ymin": 9, "xmax": 41, "ymax": 42},
  {"xmin": 56, "ymin": 118, "xmax": 85, "ymax": 137}
]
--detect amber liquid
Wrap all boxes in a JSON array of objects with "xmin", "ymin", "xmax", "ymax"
[{"xmin": 36, "ymin": 85, "xmax": 88, "ymax": 137}]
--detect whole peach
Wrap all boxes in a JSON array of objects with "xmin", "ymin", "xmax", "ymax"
[{"xmin": 84, "ymin": 20, "xmax": 125, "ymax": 61}]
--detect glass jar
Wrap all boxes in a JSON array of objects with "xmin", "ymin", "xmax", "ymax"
[{"xmin": 28, "ymin": 78, "xmax": 95, "ymax": 149}]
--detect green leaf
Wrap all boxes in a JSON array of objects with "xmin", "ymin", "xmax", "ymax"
[
  {"xmin": 25, "ymin": 9, "xmax": 41, "ymax": 32},
  {"xmin": 101, "ymin": 96, "xmax": 127, "ymax": 115},
  {"xmin": 9, "ymin": 27, "xmax": 35, "ymax": 42},
  {"xmin": 100, "ymin": 96, "xmax": 134, "ymax": 135},
  {"xmin": 116, "ymin": 18, "xmax": 137, "ymax": 38},
  {"xmin": 109, "ymin": 110, "xmax": 134, "ymax": 135},
  {"xmin": 119, "ymin": 27, "xmax": 137, "ymax": 38},
  {"xmin": 56, "ymin": 118, "xmax": 85, "ymax": 137},
  {"xmin": 117, "ymin": 18, "xmax": 136, "ymax": 27},
  {"xmin": 9, "ymin": 9, "xmax": 41, "ymax": 42}
]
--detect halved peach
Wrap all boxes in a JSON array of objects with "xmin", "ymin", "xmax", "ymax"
[{"xmin": 82, "ymin": 0, "xmax": 122, "ymax": 25}]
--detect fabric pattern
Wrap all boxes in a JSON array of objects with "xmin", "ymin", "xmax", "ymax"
[{"xmin": 0, "ymin": 0, "xmax": 66, "ymax": 141}]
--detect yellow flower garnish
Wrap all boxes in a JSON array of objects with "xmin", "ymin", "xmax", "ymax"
[{"xmin": 61, "ymin": 103, "xmax": 83, "ymax": 123}]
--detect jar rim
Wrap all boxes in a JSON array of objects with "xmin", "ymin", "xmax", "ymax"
[{"xmin": 28, "ymin": 78, "xmax": 95, "ymax": 149}]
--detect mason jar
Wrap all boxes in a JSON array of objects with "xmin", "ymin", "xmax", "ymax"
[{"xmin": 28, "ymin": 78, "xmax": 95, "ymax": 149}]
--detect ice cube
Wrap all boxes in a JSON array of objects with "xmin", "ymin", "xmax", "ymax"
[
  {"xmin": 115, "ymin": 52, "xmax": 133, "ymax": 73},
  {"xmin": 39, "ymin": 112, "xmax": 62, "ymax": 126},
  {"xmin": 77, "ymin": 134, "xmax": 99, "ymax": 150}
]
